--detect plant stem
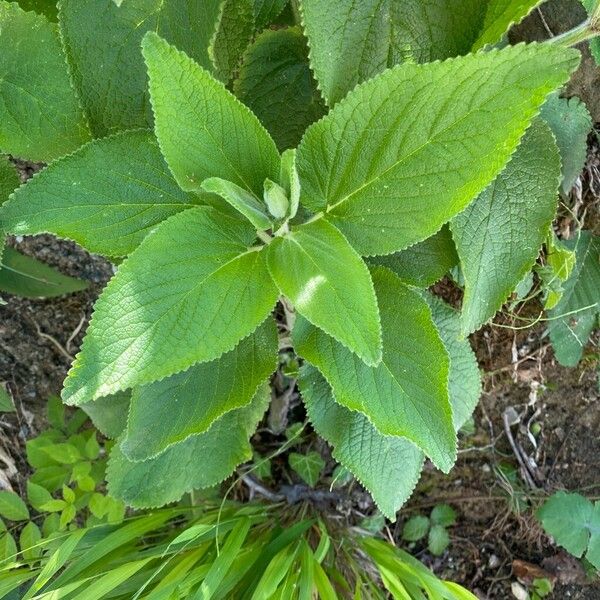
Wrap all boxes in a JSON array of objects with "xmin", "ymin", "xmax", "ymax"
[
  {"xmin": 548, "ymin": 0, "xmax": 600, "ymax": 46},
  {"xmin": 256, "ymin": 230, "xmax": 273, "ymax": 244}
]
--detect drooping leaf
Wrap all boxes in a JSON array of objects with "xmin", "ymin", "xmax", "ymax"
[
  {"xmin": 537, "ymin": 492, "xmax": 600, "ymax": 570},
  {"xmin": 209, "ymin": 0, "xmax": 255, "ymax": 82},
  {"xmin": 296, "ymin": 43, "xmax": 579, "ymax": 256},
  {"xmin": 62, "ymin": 207, "xmax": 278, "ymax": 405},
  {"xmin": 122, "ymin": 318, "xmax": 278, "ymax": 460},
  {"xmin": 268, "ymin": 218, "xmax": 382, "ymax": 366},
  {"xmin": 59, "ymin": 0, "xmax": 222, "ymax": 136},
  {"xmin": 547, "ymin": 232, "xmax": 600, "ymax": 366},
  {"xmin": 451, "ymin": 120, "xmax": 561, "ymax": 335},
  {"xmin": 540, "ymin": 93, "xmax": 593, "ymax": 195},
  {"xmin": 80, "ymin": 392, "xmax": 131, "ymax": 439},
  {"xmin": 107, "ymin": 384, "xmax": 270, "ymax": 508},
  {"xmin": 472, "ymin": 0, "xmax": 545, "ymax": 50},
  {"xmin": 201, "ymin": 177, "xmax": 272, "ymax": 231},
  {"xmin": 142, "ymin": 32, "xmax": 280, "ymax": 197},
  {"xmin": 0, "ymin": 2, "xmax": 90, "ymax": 161},
  {"xmin": 1, "ymin": 131, "xmax": 201, "ymax": 257},
  {"xmin": 0, "ymin": 247, "xmax": 88, "ymax": 298},
  {"xmin": 369, "ymin": 226, "xmax": 458, "ymax": 288},
  {"xmin": 299, "ymin": 365, "xmax": 424, "ymax": 520},
  {"xmin": 425, "ymin": 294, "xmax": 482, "ymax": 430},
  {"xmin": 293, "ymin": 267, "xmax": 456, "ymax": 472},
  {"xmin": 234, "ymin": 27, "xmax": 325, "ymax": 150},
  {"xmin": 0, "ymin": 491, "xmax": 29, "ymax": 521}
]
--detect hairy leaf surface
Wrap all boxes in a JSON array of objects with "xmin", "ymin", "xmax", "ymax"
[
  {"xmin": 59, "ymin": 0, "xmax": 222, "ymax": 135},
  {"xmin": 107, "ymin": 384, "xmax": 270, "ymax": 508},
  {"xmin": 0, "ymin": 156, "xmax": 19, "ymax": 205},
  {"xmin": 254, "ymin": 0, "xmax": 288, "ymax": 30},
  {"xmin": 1, "ymin": 131, "xmax": 200, "ymax": 257},
  {"xmin": 293, "ymin": 267, "xmax": 456, "ymax": 472},
  {"xmin": 299, "ymin": 365, "xmax": 424, "ymax": 520},
  {"xmin": 451, "ymin": 120, "xmax": 561, "ymax": 334},
  {"xmin": 81, "ymin": 392, "xmax": 131, "ymax": 439},
  {"xmin": 122, "ymin": 318, "xmax": 278, "ymax": 460},
  {"xmin": 268, "ymin": 219, "xmax": 382, "ymax": 366},
  {"xmin": 234, "ymin": 27, "xmax": 325, "ymax": 150},
  {"xmin": 62, "ymin": 207, "xmax": 278, "ymax": 405},
  {"xmin": 0, "ymin": 2, "xmax": 90, "ymax": 161},
  {"xmin": 369, "ymin": 226, "xmax": 458, "ymax": 288},
  {"xmin": 425, "ymin": 295, "xmax": 481, "ymax": 429},
  {"xmin": 297, "ymin": 44, "xmax": 579, "ymax": 256},
  {"xmin": 143, "ymin": 32, "xmax": 280, "ymax": 197},
  {"xmin": 210, "ymin": 0, "xmax": 254, "ymax": 82},
  {"xmin": 541, "ymin": 93, "xmax": 593, "ymax": 195},
  {"xmin": 548, "ymin": 232, "xmax": 600, "ymax": 366}
]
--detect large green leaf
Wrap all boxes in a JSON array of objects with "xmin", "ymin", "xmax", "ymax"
[
  {"xmin": 293, "ymin": 267, "xmax": 456, "ymax": 472},
  {"xmin": 296, "ymin": 44, "xmax": 579, "ymax": 256},
  {"xmin": 540, "ymin": 93, "xmax": 593, "ymax": 196},
  {"xmin": 9, "ymin": 0, "xmax": 58, "ymax": 20},
  {"xmin": 472, "ymin": 0, "xmax": 545, "ymax": 50},
  {"xmin": 425, "ymin": 294, "xmax": 481, "ymax": 430},
  {"xmin": 209, "ymin": 0, "xmax": 255, "ymax": 82},
  {"xmin": 301, "ymin": 0, "xmax": 546, "ymax": 105},
  {"xmin": 122, "ymin": 318, "xmax": 278, "ymax": 461},
  {"xmin": 62, "ymin": 207, "xmax": 278, "ymax": 405},
  {"xmin": 369, "ymin": 226, "xmax": 458, "ymax": 288},
  {"xmin": 59, "ymin": 0, "xmax": 222, "ymax": 136},
  {"xmin": 0, "ymin": 247, "xmax": 88, "ymax": 298},
  {"xmin": 0, "ymin": 2, "xmax": 90, "ymax": 161},
  {"xmin": 299, "ymin": 365, "xmax": 424, "ymax": 520},
  {"xmin": 268, "ymin": 219, "xmax": 382, "ymax": 367},
  {"xmin": 1, "ymin": 131, "xmax": 200, "ymax": 258},
  {"xmin": 143, "ymin": 32, "xmax": 279, "ymax": 197},
  {"xmin": 107, "ymin": 383, "xmax": 270, "ymax": 508},
  {"xmin": 582, "ymin": 0, "xmax": 600, "ymax": 65},
  {"xmin": 451, "ymin": 120, "xmax": 561, "ymax": 335},
  {"xmin": 548, "ymin": 232, "xmax": 600, "ymax": 366},
  {"xmin": 0, "ymin": 156, "xmax": 19, "ymax": 204},
  {"xmin": 234, "ymin": 27, "xmax": 325, "ymax": 151},
  {"xmin": 254, "ymin": 0, "xmax": 288, "ymax": 30}
]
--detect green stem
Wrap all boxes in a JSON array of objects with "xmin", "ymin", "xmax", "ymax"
[{"xmin": 548, "ymin": 0, "xmax": 600, "ymax": 46}]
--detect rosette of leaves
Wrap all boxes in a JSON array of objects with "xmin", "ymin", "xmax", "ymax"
[{"xmin": 0, "ymin": 0, "xmax": 583, "ymax": 518}]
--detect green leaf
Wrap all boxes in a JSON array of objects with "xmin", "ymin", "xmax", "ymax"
[
  {"xmin": 107, "ymin": 384, "xmax": 270, "ymax": 508},
  {"xmin": 143, "ymin": 31, "xmax": 279, "ymax": 197},
  {"xmin": 62, "ymin": 207, "xmax": 278, "ymax": 405},
  {"xmin": 80, "ymin": 392, "xmax": 131, "ymax": 439},
  {"xmin": 59, "ymin": 0, "xmax": 222, "ymax": 136},
  {"xmin": 30, "ymin": 466, "xmax": 68, "ymax": 492},
  {"xmin": 582, "ymin": 0, "xmax": 600, "ymax": 65},
  {"xmin": 268, "ymin": 219, "xmax": 382, "ymax": 366},
  {"xmin": 210, "ymin": 0, "xmax": 255, "ymax": 82},
  {"xmin": 0, "ymin": 156, "xmax": 19, "ymax": 204},
  {"xmin": 234, "ymin": 27, "xmax": 325, "ymax": 150},
  {"xmin": 430, "ymin": 504, "xmax": 457, "ymax": 527},
  {"xmin": 47, "ymin": 396, "xmax": 65, "ymax": 429},
  {"xmin": 472, "ymin": 0, "xmax": 545, "ymax": 50},
  {"xmin": 0, "ymin": 2, "xmax": 90, "ymax": 161},
  {"xmin": 289, "ymin": 451, "xmax": 324, "ymax": 487},
  {"xmin": 0, "ymin": 532, "xmax": 17, "ymax": 562},
  {"xmin": 122, "ymin": 318, "xmax": 277, "ymax": 460},
  {"xmin": 296, "ymin": 43, "xmax": 579, "ymax": 256},
  {"xmin": 369, "ymin": 226, "xmax": 458, "ymax": 288},
  {"xmin": 263, "ymin": 180, "xmax": 289, "ymax": 220},
  {"xmin": 548, "ymin": 232, "xmax": 600, "ymax": 366},
  {"xmin": 279, "ymin": 150, "xmax": 300, "ymax": 220},
  {"xmin": 0, "ymin": 247, "xmax": 88, "ymax": 298},
  {"xmin": 10, "ymin": 0, "xmax": 58, "ymax": 20},
  {"xmin": 299, "ymin": 365, "xmax": 424, "ymax": 520},
  {"xmin": 294, "ymin": 267, "xmax": 456, "ymax": 472},
  {"xmin": 540, "ymin": 93, "xmax": 593, "ymax": 195},
  {"xmin": 201, "ymin": 177, "xmax": 272, "ymax": 231},
  {"xmin": 537, "ymin": 492, "xmax": 600, "ymax": 570},
  {"xmin": 19, "ymin": 522, "xmax": 42, "ymax": 561},
  {"xmin": 27, "ymin": 480, "xmax": 54, "ymax": 511},
  {"xmin": 451, "ymin": 120, "xmax": 560, "ymax": 335},
  {"xmin": 402, "ymin": 516, "xmax": 430, "ymax": 542},
  {"xmin": 254, "ymin": 0, "xmax": 288, "ymax": 30},
  {"xmin": 0, "ymin": 386, "xmax": 14, "ymax": 413},
  {"xmin": 0, "ymin": 491, "xmax": 29, "ymax": 521},
  {"xmin": 427, "ymin": 524, "xmax": 450, "ymax": 556},
  {"xmin": 41, "ymin": 442, "xmax": 81, "ymax": 464},
  {"xmin": 425, "ymin": 294, "xmax": 482, "ymax": 430},
  {"xmin": 1, "ymin": 131, "xmax": 201, "ymax": 258}
]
